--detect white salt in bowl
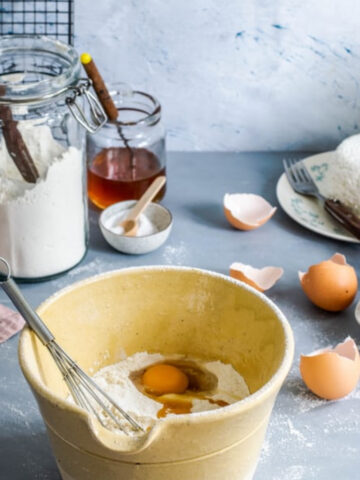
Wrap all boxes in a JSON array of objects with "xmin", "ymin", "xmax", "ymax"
[{"xmin": 99, "ymin": 200, "xmax": 173, "ymax": 254}]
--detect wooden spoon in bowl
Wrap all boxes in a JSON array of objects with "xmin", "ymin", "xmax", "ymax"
[{"xmin": 119, "ymin": 176, "xmax": 166, "ymax": 237}]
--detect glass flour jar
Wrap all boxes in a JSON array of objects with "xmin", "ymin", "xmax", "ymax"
[
  {"xmin": 0, "ymin": 35, "xmax": 105, "ymax": 281},
  {"xmin": 87, "ymin": 86, "xmax": 166, "ymax": 209}
]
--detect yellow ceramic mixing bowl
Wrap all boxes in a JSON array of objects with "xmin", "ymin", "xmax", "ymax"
[{"xmin": 19, "ymin": 267, "xmax": 294, "ymax": 480}]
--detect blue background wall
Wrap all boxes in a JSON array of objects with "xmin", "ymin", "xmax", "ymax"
[
  {"xmin": 14, "ymin": 1, "xmax": 360, "ymax": 151},
  {"xmin": 76, "ymin": 1, "xmax": 360, "ymax": 151}
]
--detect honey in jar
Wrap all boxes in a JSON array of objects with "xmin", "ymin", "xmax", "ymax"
[
  {"xmin": 86, "ymin": 86, "xmax": 166, "ymax": 209},
  {"xmin": 88, "ymin": 147, "xmax": 166, "ymax": 209}
]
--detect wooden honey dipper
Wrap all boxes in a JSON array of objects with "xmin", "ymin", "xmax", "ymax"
[
  {"xmin": 80, "ymin": 53, "xmax": 135, "ymax": 177},
  {"xmin": 80, "ymin": 53, "xmax": 118, "ymax": 122}
]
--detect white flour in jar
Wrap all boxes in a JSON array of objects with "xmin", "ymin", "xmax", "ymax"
[{"xmin": 0, "ymin": 121, "xmax": 86, "ymax": 278}]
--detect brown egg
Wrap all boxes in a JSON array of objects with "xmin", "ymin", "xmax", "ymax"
[
  {"xmin": 299, "ymin": 253, "xmax": 357, "ymax": 312},
  {"xmin": 300, "ymin": 337, "xmax": 360, "ymax": 400}
]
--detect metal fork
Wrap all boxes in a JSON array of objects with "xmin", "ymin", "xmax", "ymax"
[{"xmin": 283, "ymin": 158, "xmax": 360, "ymax": 240}]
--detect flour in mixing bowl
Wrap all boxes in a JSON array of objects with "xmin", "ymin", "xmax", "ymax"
[{"xmin": 86, "ymin": 352, "xmax": 250, "ymax": 434}]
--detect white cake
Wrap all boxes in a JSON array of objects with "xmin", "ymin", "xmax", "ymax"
[{"xmin": 326, "ymin": 134, "xmax": 360, "ymax": 215}]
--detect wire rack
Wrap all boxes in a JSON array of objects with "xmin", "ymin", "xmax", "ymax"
[{"xmin": 0, "ymin": 0, "xmax": 74, "ymax": 45}]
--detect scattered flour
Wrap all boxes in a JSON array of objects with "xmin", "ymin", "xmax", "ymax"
[
  {"xmin": 162, "ymin": 241, "xmax": 189, "ymax": 265},
  {"xmin": 257, "ymin": 287, "xmax": 360, "ymax": 478},
  {"xmin": 67, "ymin": 258, "xmax": 105, "ymax": 277},
  {"xmin": 257, "ymin": 358, "xmax": 360, "ymax": 478},
  {"xmin": 274, "ymin": 465, "xmax": 307, "ymax": 480}
]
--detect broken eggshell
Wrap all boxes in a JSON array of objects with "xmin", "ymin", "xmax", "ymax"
[
  {"xmin": 299, "ymin": 253, "xmax": 357, "ymax": 312},
  {"xmin": 355, "ymin": 301, "xmax": 360, "ymax": 325},
  {"xmin": 223, "ymin": 193, "xmax": 276, "ymax": 231},
  {"xmin": 300, "ymin": 337, "xmax": 360, "ymax": 400},
  {"xmin": 230, "ymin": 263, "xmax": 283, "ymax": 292}
]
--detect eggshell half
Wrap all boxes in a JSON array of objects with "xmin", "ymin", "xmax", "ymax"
[
  {"xmin": 230, "ymin": 262, "xmax": 284, "ymax": 292},
  {"xmin": 299, "ymin": 253, "xmax": 358, "ymax": 312},
  {"xmin": 355, "ymin": 300, "xmax": 360, "ymax": 325},
  {"xmin": 300, "ymin": 337, "xmax": 360, "ymax": 400},
  {"xmin": 223, "ymin": 193, "xmax": 276, "ymax": 230}
]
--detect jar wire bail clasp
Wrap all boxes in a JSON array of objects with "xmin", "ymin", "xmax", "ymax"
[{"xmin": 66, "ymin": 78, "xmax": 107, "ymax": 134}]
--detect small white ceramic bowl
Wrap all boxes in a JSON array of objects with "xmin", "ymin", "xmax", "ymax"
[{"xmin": 99, "ymin": 200, "xmax": 173, "ymax": 254}]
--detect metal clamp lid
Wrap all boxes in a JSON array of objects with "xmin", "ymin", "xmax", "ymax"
[{"xmin": 66, "ymin": 78, "xmax": 107, "ymax": 133}]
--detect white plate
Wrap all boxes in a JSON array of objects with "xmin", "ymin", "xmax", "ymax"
[{"xmin": 276, "ymin": 151, "xmax": 360, "ymax": 243}]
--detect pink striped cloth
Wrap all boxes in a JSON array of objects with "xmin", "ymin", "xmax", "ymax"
[{"xmin": 0, "ymin": 304, "xmax": 25, "ymax": 343}]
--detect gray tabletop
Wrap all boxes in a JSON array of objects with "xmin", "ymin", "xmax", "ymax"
[{"xmin": 1, "ymin": 152, "xmax": 359, "ymax": 480}]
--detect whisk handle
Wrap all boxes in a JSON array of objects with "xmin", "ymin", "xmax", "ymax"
[{"xmin": 0, "ymin": 259, "xmax": 54, "ymax": 345}]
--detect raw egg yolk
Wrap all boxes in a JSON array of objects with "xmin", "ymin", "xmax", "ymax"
[{"xmin": 142, "ymin": 364, "xmax": 189, "ymax": 395}]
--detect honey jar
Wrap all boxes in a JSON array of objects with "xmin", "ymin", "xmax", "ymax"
[{"xmin": 87, "ymin": 86, "xmax": 166, "ymax": 209}]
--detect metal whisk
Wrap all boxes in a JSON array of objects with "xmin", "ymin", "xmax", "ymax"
[{"xmin": 0, "ymin": 258, "xmax": 143, "ymax": 434}]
